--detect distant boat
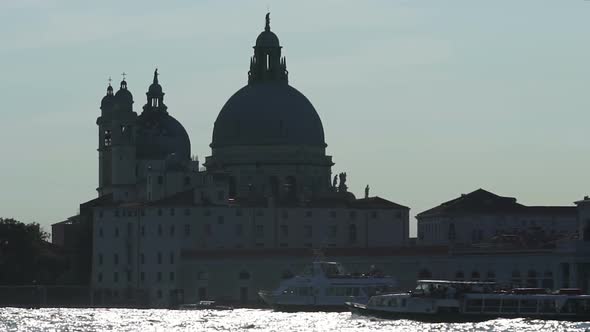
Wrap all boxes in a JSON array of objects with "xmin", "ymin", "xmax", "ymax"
[
  {"xmin": 346, "ymin": 279, "xmax": 590, "ymax": 322},
  {"xmin": 258, "ymin": 261, "xmax": 397, "ymax": 311},
  {"xmin": 177, "ymin": 301, "xmax": 233, "ymax": 311}
]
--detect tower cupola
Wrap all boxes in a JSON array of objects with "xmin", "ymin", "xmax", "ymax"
[
  {"xmin": 248, "ymin": 13, "xmax": 288, "ymax": 84},
  {"xmin": 143, "ymin": 69, "xmax": 167, "ymax": 113}
]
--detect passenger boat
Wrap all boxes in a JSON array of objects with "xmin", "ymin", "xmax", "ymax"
[
  {"xmin": 258, "ymin": 261, "xmax": 397, "ymax": 311},
  {"xmin": 346, "ymin": 279, "xmax": 590, "ymax": 322}
]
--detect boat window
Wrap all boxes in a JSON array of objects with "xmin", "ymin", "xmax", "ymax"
[
  {"xmin": 401, "ymin": 298, "xmax": 407, "ymax": 307},
  {"xmin": 501, "ymin": 299, "xmax": 518, "ymax": 313},
  {"xmin": 388, "ymin": 298, "xmax": 398, "ymax": 307},
  {"xmin": 519, "ymin": 299, "xmax": 538, "ymax": 313},
  {"xmin": 483, "ymin": 299, "xmax": 501, "ymax": 312},
  {"xmin": 465, "ymin": 299, "xmax": 483, "ymax": 312},
  {"xmin": 539, "ymin": 299, "xmax": 557, "ymax": 313}
]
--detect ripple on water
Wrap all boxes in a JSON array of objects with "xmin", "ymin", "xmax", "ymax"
[{"xmin": 1, "ymin": 308, "xmax": 590, "ymax": 332}]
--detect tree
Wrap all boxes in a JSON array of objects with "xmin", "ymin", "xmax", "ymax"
[{"xmin": 0, "ymin": 218, "xmax": 53, "ymax": 284}]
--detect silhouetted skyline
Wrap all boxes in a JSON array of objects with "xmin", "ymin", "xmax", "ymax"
[{"xmin": 2, "ymin": 1, "xmax": 590, "ymax": 236}]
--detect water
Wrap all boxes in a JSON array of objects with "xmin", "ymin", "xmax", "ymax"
[{"xmin": 0, "ymin": 308, "xmax": 589, "ymax": 332}]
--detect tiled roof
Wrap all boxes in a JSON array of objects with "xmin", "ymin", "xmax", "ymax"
[{"xmin": 417, "ymin": 188, "xmax": 574, "ymax": 218}]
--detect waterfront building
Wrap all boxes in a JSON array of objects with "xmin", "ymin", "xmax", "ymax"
[
  {"xmin": 50, "ymin": 14, "xmax": 590, "ymax": 308},
  {"xmin": 86, "ymin": 14, "xmax": 409, "ymax": 307},
  {"xmin": 416, "ymin": 189, "xmax": 577, "ymax": 246}
]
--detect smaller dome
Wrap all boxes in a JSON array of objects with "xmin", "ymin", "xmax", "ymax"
[
  {"xmin": 101, "ymin": 94, "xmax": 115, "ymax": 110},
  {"xmin": 115, "ymin": 81, "xmax": 133, "ymax": 108},
  {"xmin": 256, "ymin": 30, "xmax": 280, "ymax": 47}
]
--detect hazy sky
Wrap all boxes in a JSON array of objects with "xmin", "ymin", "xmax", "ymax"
[{"xmin": 1, "ymin": 0, "xmax": 590, "ymax": 236}]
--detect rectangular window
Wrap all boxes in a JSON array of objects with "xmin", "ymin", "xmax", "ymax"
[
  {"xmin": 99, "ymin": 211, "xmax": 103, "ymax": 218},
  {"xmin": 170, "ymin": 225, "xmax": 175, "ymax": 236},
  {"xmin": 170, "ymin": 272, "xmax": 175, "ymax": 281},
  {"xmin": 157, "ymin": 272, "xmax": 162, "ymax": 282},
  {"xmin": 305, "ymin": 211, "xmax": 312, "ymax": 218},
  {"xmin": 140, "ymin": 226, "xmax": 145, "ymax": 236},
  {"xmin": 157, "ymin": 252, "xmax": 162, "ymax": 264},
  {"xmin": 255, "ymin": 225, "xmax": 264, "ymax": 238},
  {"xmin": 99, "ymin": 227, "xmax": 103, "ymax": 238},
  {"xmin": 205, "ymin": 224, "xmax": 212, "ymax": 235},
  {"xmin": 157, "ymin": 209, "xmax": 163, "ymax": 216},
  {"xmin": 97, "ymin": 272, "xmax": 102, "ymax": 282},
  {"xmin": 127, "ymin": 222, "xmax": 133, "ymax": 236},
  {"xmin": 282, "ymin": 210, "xmax": 288, "ymax": 219},
  {"xmin": 217, "ymin": 191, "xmax": 225, "ymax": 201},
  {"xmin": 329, "ymin": 225, "xmax": 338, "ymax": 238},
  {"xmin": 350, "ymin": 211, "xmax": 357, "ymax": 219},
  {"xmin": 140, "ymin": 253, "xmax": 145, "ymax": 264},
  {"xmin": 140, "ymin": 272, "xmax": 145, "ymax": 282},
  {"xmin": 98, "ymin": 254, "xmax": 103, "ymax": 265},
  {"xmin": 236, "ymin": 209, "xmax": 243, "ymax": 217},
  {"xmin": 256, "ymin": 210, "xmax": 264, "ymax": 216},
  {"xmin": 114, "ymin": 227, "xmax": 119, "ymax": 237},
  {"xmin": 113, "ymin": 272, "xmax": 118, "ymax": 283},
  {"xmin": 280, "ymin": 225, "xmax": 288, "ymax": 238},
  {"xmin": 169, "ymin": 252, "xmax": 175, "ymax": 264},
  {"xmin": 170, "ymin": 208, "xmax": 175, "ymax": 216},
  {"xmin": 236, "ymin": 224, "xmax": 243, "ymax": 236},
  {"xmin": 371, "ymin": 211, "xmax": 378, "ymax": 219},
  {"xmin": 157, "ymin": 176, "xmax": 163, "ymax": 185},
  {"xmin": 304, "ymin": 225, "xmax": 313, "ymax": 238},
  {"xmin": 158, "ymin": 224, "xmax": 162, "ymax": 236},
  {"xmin": 330, "ymin": 211, "xmax": 337, "ymax": 218},
  {"xmin": 127, "ymin": 271, "xmax": 132, "ymax": 282},
  {"xmin": 184, "ymin": 224, "xmax": 190, "ymax": 236},
  {"xmin": 217, "ymin": 216, "xmax": 224, "ymax": 224},
  {"xmin": 184, "ymin": 209, "xmax": 191, "ymax": 216},
  {"xmin": 114, "ymin": 254, "xmax": 119, "ymax": 265},
  {"xmin": 114, "ymin": 210, "xmax": 119, "ymax": 217}
]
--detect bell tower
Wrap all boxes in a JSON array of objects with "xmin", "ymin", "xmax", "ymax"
[
  {"xmin": 97, "ymin": 80, "xmax": 115, "ymax": 197},
  {"xmin": 109, "ymin": 76, "xmax": 138, "ymax": 202}
]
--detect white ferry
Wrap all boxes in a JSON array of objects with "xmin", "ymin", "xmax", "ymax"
[
  {"xmin": 346, "ymin": 279, "xmax": 590, "ymax": 322},
  {"xmin": 258, "ymin": 261, "xmax": 397, "ymax": 311}
]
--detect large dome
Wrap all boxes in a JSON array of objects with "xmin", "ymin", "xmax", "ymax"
[
  {"xmin": 211, "ymin": 83, "xmax": 326, "ymax": 148},
  {"xmin": 136, "ymin": 111, "xmax": 191, "ymax": 161}
]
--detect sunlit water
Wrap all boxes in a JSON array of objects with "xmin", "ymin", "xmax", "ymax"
[{"xmin": 1, "ymin": 308, "xmax": 589, "ymax": 332}]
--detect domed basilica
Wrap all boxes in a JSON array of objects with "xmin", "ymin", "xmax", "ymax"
[{"xmin": 86, "ymin": 14, "xmax": 409, "ymax": 307}]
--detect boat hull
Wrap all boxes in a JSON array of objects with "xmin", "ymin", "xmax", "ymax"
[{"xmin": 346, "ymin": 302, "xmax": 590, "ymax": 322}]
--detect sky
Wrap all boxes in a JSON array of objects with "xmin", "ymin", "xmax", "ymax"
[{"xmin": 1, "ymin": 0, "xmax": 590, "ymax": 237}]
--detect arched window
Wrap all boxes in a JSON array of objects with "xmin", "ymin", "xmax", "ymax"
[
  {"xmin": 285, "ymin": 176, "xmax": 297, "ymax": 200},
  {"xmin": 471, "ymin": 271, "xmax": 480, "ymax": 281},
  {"xmin": 511, "ymin": 270, "xmax": 521, "ymax": 287},
  {"xmin": 239, "ymin": 271, "xmax": 251, "ymax": 280},
  {"xmin": 270, "ymin": 176, "xmax": 279, "ymax": 197},
  {"xmin": 349, "ymin": 224, "xmax": 357, "ymax": 243},
  {"xmin": 455, "ymin": 271, "xmax": 464, "ymax": 281},
  {"xmin": 542, "ymin": 270, "xmax": 554, "ymax": 289},
  {"xmin": 486, "ymin": 271, "xmax": 496, "ymax": 282},
  {"xmin": 448, "ymin": 223, "xmax": 456, "ymax": 241},
  {"xmin": 526, "ymin": 270, "xmax": 537, "ymax": 288},
  {"xmin": 228, "ymin": 176, "xmax": 237, "ymax": 199}
]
